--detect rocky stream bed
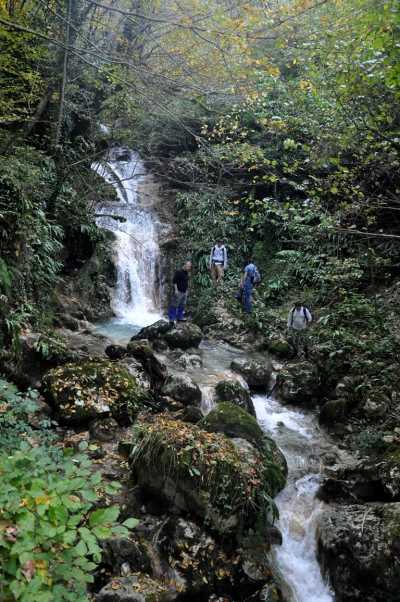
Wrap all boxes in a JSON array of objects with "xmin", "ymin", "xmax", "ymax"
[{"xmin": 10, "ymin": 316, "xmax": 399, "ymax": 602}]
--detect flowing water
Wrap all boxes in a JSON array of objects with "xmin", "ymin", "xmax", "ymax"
[
  {"xmin": 92, "ymin": 148, "xmax": 334, "ymax": 601},
  {"xmin": 93, "ymin": 149, "xmax": 162, "ymax": 340},
  {"xmin": 253, "ymin": 393, "xmax": 334, "ymax": 602}
]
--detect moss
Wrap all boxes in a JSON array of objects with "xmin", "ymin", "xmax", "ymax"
[
  {"xmin": 215, "ymin": 380, "xmax": 253, "ymax": 413},
  {"xmin": 130, "ymin": 413, "xmax": 285, "ymax": 532},
  {"xmin": 44, "ymin": 360, "xmax": 150, "ymax": 424},
  {"xmin": 200, "ymin": 402, "xmax": 264, "ymax": 449}
]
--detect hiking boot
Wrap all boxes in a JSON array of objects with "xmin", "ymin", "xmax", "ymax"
[{"xmin": 169, "ymin": 320, "xmax": 176, "ymax": 328}]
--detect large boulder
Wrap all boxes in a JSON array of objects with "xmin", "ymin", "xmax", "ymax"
[
  {"xmin": 164, "ymin": 323, "xmax": 203, "ymax": 350},
  {"xmin": 162, "ymin": 374, "xmax": 201, "ymax": 405},
  {"xmin": 130, "ymin": 414, "xmax": 285, "ymax": 536},
  {"xmin": 317, "ymin": 503, "xmax": 400, "ymax": 602},
  {"xmin": 130, "ymin": 319, "xmax": 173, "ymax": 342},
  {"xmin": 200, "ymin": 403, "xmax": 287, "ymax": 480},
  {"xmin": 215, "ymin": 379, "xmax": 255, "ymax": 415},
  {"xmin": 276, "ymin": 361, "xmax": 320, "ymax": 406},
  {"xmin": 43, "ymin": 360, "xmax": 150, "ymax": 424},
  {"xmin": 230, "ymin": 358, "xmax": 271, "ymax": 389}
]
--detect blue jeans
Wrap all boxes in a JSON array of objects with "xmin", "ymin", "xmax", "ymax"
[
  {"xmin": 243, "ymin": 280, "xmax": 253, "ymax": 313},
  {"xmin": 168, "ymin": 291, "xmax": 187, "ymax": 321}
]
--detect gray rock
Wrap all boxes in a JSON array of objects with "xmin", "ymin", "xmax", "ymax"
[
  {"xmin": 96, "ymin": 576, "xmax": 176, "ymax": 602},
  {"xmin": 89, "ymin": 417, "xmax": 120, "ymax": 442},
  {"xmin": 318, "ymin": 503, "xmax": 400, "ymax": 602},
  {"xmin": 175, "ymin": 353, "xmax": 203, "ymax": 369},
  {"xmin": 130, "ymin": 320, "xmax": 173, "ymax": 342},
  {"xmin": 164, "ymin": 323, "xmax": 203, "ymax": 350},
  {"xmin": 162, "ymin": 374, "xmax": 201, "ymax": 405},
  {"xmin": 127, "ymin": 340, "xmax": 167, "ymax": 388},
  {"xmin": 230, "ymin": 358, "xmax": 271, "ymax": 389},
  {"xmin": 106, "ymin": 345, "xmax": 127, "ymax": 360},
  {"xmin": 276, "ymin": 361, "xmax": 320, "ymax": 405},
  {"xmin": 215, "ymin": 379, "xmax": 255, "ymax": 415}
]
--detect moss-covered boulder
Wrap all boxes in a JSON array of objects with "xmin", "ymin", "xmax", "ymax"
[
  {"xmin": 265, "ymin": 335, "xmax": 292, "ymax": 359},
  {"xmin": 200, "ymin": 403, "xmax": 287, "ymax": 478},
  {"xmin": 43, "ymin": 360, "xmax": 150, "ymax": 424},
  {"xmin": 130, "ymin": 414, "xmax": 285, "ymax": 536},
  {"xmin": 215, "ymin": 379, "xmax": 255, "ymax": 415},
  {"xmin": 276, "ymin": 361, "xmax": 320, "ymax": 406},
  {"xmin": 200, "ymin": 402, "xmax": 265, "ymax": 449}
]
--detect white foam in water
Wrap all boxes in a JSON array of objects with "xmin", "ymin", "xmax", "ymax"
[
  {"xmin": 93, "ymin": 152, "xmax": 161, "ymax": 328},
  {"xmin": 253, "ymin": 394, "xmax": 334, "ymax": 602}
]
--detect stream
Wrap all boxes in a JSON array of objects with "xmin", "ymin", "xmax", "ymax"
[{"xmin": 94, "ymin": 149, "xmax": 335, "ymax": 601}]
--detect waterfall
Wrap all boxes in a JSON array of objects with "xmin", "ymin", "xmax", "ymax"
[{"xmin": 93, "ymin": 149, "xmax": 161, "ymax": 331}]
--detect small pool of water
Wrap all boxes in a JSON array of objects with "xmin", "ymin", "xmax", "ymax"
[{"xmin": 94, "ymin": 318, "xmax": 143, "ymax": 345}]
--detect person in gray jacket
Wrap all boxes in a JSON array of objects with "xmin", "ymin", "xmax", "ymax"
[
  {"xmin": 287, "ymin": 302, "xmax": 312, "ymax": 357},
  {"xmin": 209, "ymin": 240, "xmax": 228, "ymax": 284}
]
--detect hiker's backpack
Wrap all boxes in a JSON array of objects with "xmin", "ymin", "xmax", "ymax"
[{"xmin": 252, "ymin": 267, "xmax": 262, "ymax": 286}]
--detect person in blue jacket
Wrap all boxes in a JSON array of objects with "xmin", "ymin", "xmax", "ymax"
[{"xmin": 239, "ymin": 258, "xmax": 261, "ymax": 313}]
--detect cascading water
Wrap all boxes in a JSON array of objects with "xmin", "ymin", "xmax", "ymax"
[
  {"xmin": 253, "ymin": 393, "xmax": 334, "ymax": 602},
  {"xmin": 93, "ymin": 149, "xmax": 161, "ymax": 340}
]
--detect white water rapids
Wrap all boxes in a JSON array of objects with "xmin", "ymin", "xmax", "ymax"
[
  {"xmin": 253, "ymin": 393, "xmax": 334, "ymax": 602},
  {"xmin": 93, "ymin": 149, "xmax": 161, "ymax": 339}
]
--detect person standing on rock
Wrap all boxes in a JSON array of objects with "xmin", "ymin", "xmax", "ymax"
[
  {"xmin": 238, "ymin": 258, "xmax": 261, "ymax": 314},
  {"xmin": 209, "ymin": 240, "xmax": 228, "ymax": 284},
  {"xmin": 287, "ymin": 302, "xmax": 312, "ymax": 358},
  {"xmin": 168, "ymin": 261, "xmax": 192, "ymax": 326}
]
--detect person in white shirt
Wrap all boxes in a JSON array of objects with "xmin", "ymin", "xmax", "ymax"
[
  {"xmin": 287, "ymin": 302, "xmax": 312, "ymax": 357},
  {"xmin": 209, "ymin": 240, "xmax": 228, "ymax": 284}
]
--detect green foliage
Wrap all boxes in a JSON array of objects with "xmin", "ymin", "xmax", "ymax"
[
  {"xmin": 0, "ymin": 443, "xmax": 135, "ymax": 602},
  {"xmin": 0, "ymin": 378, "xmax": 51, "ymax": 452}
]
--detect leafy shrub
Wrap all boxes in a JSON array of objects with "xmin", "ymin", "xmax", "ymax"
[
  {"xmin": 0, "ymin": 444, "xmax": 137, "ymax": 602},
  {"xmin": 0, "ymin": 378, "xmax": 52, "ymax": 452}
]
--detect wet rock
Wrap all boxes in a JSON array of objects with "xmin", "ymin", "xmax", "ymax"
[
  {"xmin": 130, "ymin": 414, "xmax": 283, "ymax": 536},
  {"xmin": 101, "ymin": 537, "xmax": 151, "ymax": 574},
  {"xmin": 319, "ymin": 398, "xmax": 349, "ymax": 425},
  {"xmin": 258, "ymin": 583, "xmax": 282, "ymax": 602},
  {"xmin": 43, "ymin": 360, "xmax": 151, "ymax": 425},
  {"xmin": 89, "ymin": 417, "xmax": 120, "ymax": 442},
  {"xmin": 317, "ymin": 502, "xmax": 400, "ymax": 602},
  {"xmin": 215, "ymin": 379, "xmax": 255, "ymax": 415},
  {"xmin": 276, "ymin": 361, "xmax": 320, "ymax": 406},
  {"xmin": 200, "ymin": 402, "xmax": 265, "ymax": 449},
  {"xmin": 106, "ymin": 345, "xmax": 127, "ymax": 360},
  {"xmin": 130, "ymin": 320, "xmax": 173, "ymax": 342},
  {"xmin": 319, "ymin": 455, "xmax": 400, "ymax": 503},
  {"xmin": 175, "ymin": 353, "xmax": 203, "ymax": 369},
  {"xmin": 230, "ymin": 357, "xmax": 271, "ymax": 389},
  {"xmin": 164, "ymin": 323, "xmax": 203, "ymax": 350},
  {"xmin": 264, "ymin": 335, "xmax": 293, "ymax": 359},
  {"xmin": 181, "ymin": 405, "xmax": 203, "ymax": 423},
  {"xmin": 127, "ymin": 340, "xmax": 168, "ymax": 388},
  {"xmin": 161, "ymin": 374, "xmax": 201, "ymax": 405},
  {"xmin": 96, "ymin": 575, "xmax": 176, "ymax": 602}
]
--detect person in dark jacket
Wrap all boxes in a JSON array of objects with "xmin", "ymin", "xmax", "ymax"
[{"xmin": 168, "ymin": 261, "xmax": 192, "ymax": 324}]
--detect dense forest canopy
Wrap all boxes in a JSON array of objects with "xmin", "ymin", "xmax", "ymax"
[{"xmin": 0, "ymin": 0, "xmax": 400, "ymax": 600}]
